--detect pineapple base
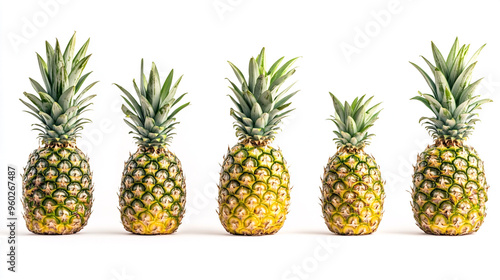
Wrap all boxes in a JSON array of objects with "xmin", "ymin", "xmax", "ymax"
[
  {"xmin": 119, "ymin": 146, "xmax": 186, "ymax": 235},
  {"xmin": 412, "ymin": 144, "xmax": 488, "ymax": 235},
  {"xmin": 321, "ymin": 148, "xmax": 385, "ymax": 235},
  {"xmin": 22, "ymin": 143, "xmax": 93, "ymax": 235},
  {"xmin": 218, "ymin": 143, "xmax": 290, "ymax": 235}
]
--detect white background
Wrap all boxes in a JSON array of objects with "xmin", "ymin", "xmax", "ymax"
[{"xmin": 1, "ymin": 0, "xmax": 499, "ymax": 279}]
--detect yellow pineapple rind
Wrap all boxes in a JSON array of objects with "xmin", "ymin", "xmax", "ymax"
[
  {"xmin": 321, "ymin": 149, "xmax": 385, "ymax": 235},
  {"xmin": 119, "ymin": 146, "xmax": 186, "ymax": 235},
  {"xmin": 411, "ymin": 144, "xmax": 488, "ymax": 235},
  {"xmin": 218, "ymin": 143, "xmax": 290, "ymax": 235},
  {"xmin": 22, "ymin": 144, "xmax": 94, "ymax": 235}
]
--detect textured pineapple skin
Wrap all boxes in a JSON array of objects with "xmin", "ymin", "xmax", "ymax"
[
  {"xmin": 321, "ymin": 149, "xmax": 384, "ymax": 235},
  {"xmin": 22, "ymin": 144, "xmax": 93, "ymax": 234},
  {"xmin": 412, "ymin": 144, "xmax": 488, "ymax": 235},
  {"xmin": 218, "ymin": 143, "xmax": 290, "ymax": 235},
  {"xmin": 119, "ymin": 146, "xmax": 186, "ymax": 234}
]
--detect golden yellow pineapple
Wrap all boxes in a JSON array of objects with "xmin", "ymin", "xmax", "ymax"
[
  {"xmin": 115, "ymin": 60, "xmax": 189, "ymax": 234},
  {"xmin": 410, "ymin": 38, "xmax": 491, "ymax": 235},
  {"xmin": 218, "ymin": 48, "xmax": 299, "ymax": 235},
  {"xmin": 21, "ymin": 34, "xmax": 97, "ymax": 234},
  {"xmin": 321, "ymin": 94, "xmax": 384, "ymax": 235}
]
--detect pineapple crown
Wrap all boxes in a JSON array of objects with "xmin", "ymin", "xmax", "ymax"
[
  {"xmin": 115, "ymin": 59, "xmax": 189, "ymax": 147},
  {"xmin": 20, "ymin": 33, "xmax": 98, "ymax": 145},
  {"xmin": 228, "ymin": 47, "xmax": 299, "ymax": 146},
  {"xmin": 329, "ymin": 94, "xmax": 382, "ymax": 151},
  {"xmin": 411, "ymin": 38, "xmax": 492, "ymax": 143}
]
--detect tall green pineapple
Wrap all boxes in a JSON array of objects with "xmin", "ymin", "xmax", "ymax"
[
  {"xmin": 21, "ymin": 34, "xmax": 97, "ymax": 234},
  {"xmin": 321, "ymin": 94, "xmax": 384, "ymax": 235},
  {"xmin": 411, "ymin": 38, "xmax": 491, "ymax": 235},
  {"xmin": 218, "ymin": 48, "xmax": 299, "ymax": 235},
  {"xmin": 115, "ymin": 60, "xmax": 189, "ymax": 234}
]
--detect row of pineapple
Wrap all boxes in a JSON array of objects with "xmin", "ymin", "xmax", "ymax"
[{"xmin": 20, "ymin": 34, "xmax": 490, "ymax": 236}]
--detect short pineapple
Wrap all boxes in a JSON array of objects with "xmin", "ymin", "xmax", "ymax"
[
  {"xmin": 115, "ymin": 59, "xmax": 189, "ymax": 234},
  {"xmin": 410, "ymin": 38, "xmax": 491, "ymax": 235},
  {"xmin": 321, "ymin": 94, "xmax": 384, "ymax": 235},
  {"xmin": 218, "ymin": 48, "xmax": 299, "ymax": 235},
  {"xmin": 21, "ymin": 34, "xmax": 97, "ymax": 234}
]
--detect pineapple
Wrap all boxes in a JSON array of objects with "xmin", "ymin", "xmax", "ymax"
[
  {"xmin": 20, "ymin": 34, "xmax": 97, "ymax": 234},
  {"xmin": 218, "ymin": 48, "xmax": 299, "ymax": 235},
  {"xmin": 115, "ymin": 59, "xmax": 189, "ymax": 234},
  {"xmin": 410, "ymin": 38, "xmax": 491, "ymax": 235},
  {"xmin": 321, "ymin": 94, "xmax": 384, "ymax": 235}
]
